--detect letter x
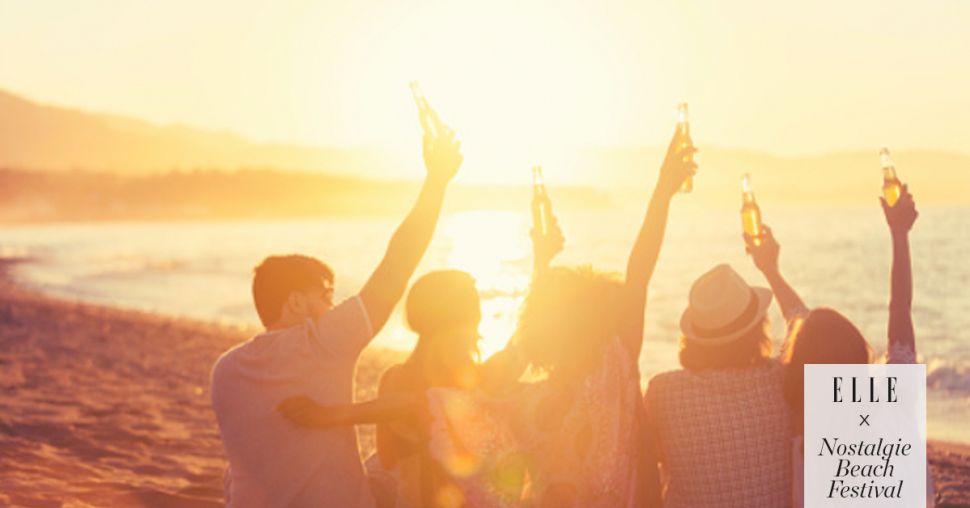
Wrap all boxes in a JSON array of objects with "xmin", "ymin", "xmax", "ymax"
[{"xmin": 859, "ymin": 414, "xmax": 871, "ymax": 426}]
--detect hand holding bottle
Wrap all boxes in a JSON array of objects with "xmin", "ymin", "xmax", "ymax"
[
  {"xmin": 881, "ymin": 184, "xmax": 918, "ymax": 238},
  {"xmin": 745, "ymin": 224, "xmax": 780, "ymax": 276},
  {"xmin": 410, "ymin": 82, "xmax": 462, "ymax": 184},
  {"xmin": 532, "ymin": 214, "xmax": 564, "ymax": 271},
  {"xmin": 423, "ymin": 131, "xmax": 462, "ymax": 185},
  {"xmin": 656, "ymin": 126, "xmax": 697, "ymax": 200}
]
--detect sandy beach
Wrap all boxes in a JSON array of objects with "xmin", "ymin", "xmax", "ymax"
[{"xmin": 1, "ymin": 260, "xmax": 967, "ymax": 507}]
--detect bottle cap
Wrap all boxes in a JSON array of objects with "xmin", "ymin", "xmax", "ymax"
[
  {"xmin": 879, "ymin": 147, "xmax": 894, "ymax": 169},
  {"xmin": 677, "ymin": 102, "xmax": 688, "ymax": 124}
]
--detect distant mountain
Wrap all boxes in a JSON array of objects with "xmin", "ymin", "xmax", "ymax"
[
  {"xmin": 582, "ymin": 145, "xmax": 970, "ymax": 206},
  {"xmin": 1, "ymin": 88, "xmax": 967, "ymax": 205},
  {"xmin": 0, "ymin": 88, "xmax": 395, "ymax": 175},
  {"xmin": 0, "ymin": 168, "xmax": 612, "ymax": 222}
]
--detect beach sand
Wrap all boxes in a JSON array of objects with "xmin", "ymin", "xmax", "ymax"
[{"xmin": 1, "ymin": 261, "xmax": 967, "ymax": 507}]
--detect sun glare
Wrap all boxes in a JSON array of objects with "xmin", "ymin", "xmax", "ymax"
[
  {"xmin": 440, "ymin": 210, "xmax": 530, "ymax": 358},
  {"xmin": 309, "ymin": 1, "xmax": 638, "ymax": 185}
]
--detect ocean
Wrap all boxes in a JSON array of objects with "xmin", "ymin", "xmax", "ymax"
[{"xmin": 1, "ymin": 204, "xmax": 968, "ymax": 442}]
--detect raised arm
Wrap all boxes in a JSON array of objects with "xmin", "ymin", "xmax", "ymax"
[
  {"xmin": 745, "ymin": 226, "xmax": 807, "ymax": 323},
  {"xmin": 881, "ymin": 185, "xmax": 918, "ymax": 360},
  {"xmin": 531, "ymin": 190, "xmax": 565, "ymax": 276},
  {"xmin": 480, "ymin": 213, "xmax": 565, "ymax": 393},
  {"xmin": 358, "ymin": 131, "xmax": 463, "ymax": 334},
  {"xmin": 617, "ymin": 127, "xmax": 695, "ymax": 358}
]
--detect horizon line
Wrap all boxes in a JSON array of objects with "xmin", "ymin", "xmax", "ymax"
[{"xmin": 4, "ymin": 85, "xmax": 970, "ymax": 162}]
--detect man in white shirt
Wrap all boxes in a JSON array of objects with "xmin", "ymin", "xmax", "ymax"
[{"xmin": 211, "ymin": 122, "xmax": 463, "ymax": 507}]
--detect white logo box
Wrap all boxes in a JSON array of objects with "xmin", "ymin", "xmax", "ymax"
[{"xmin": 804, "ymin": 364, "xmax": 926, "ymax": 507}]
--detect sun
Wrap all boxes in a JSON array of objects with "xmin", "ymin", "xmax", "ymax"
[
  {"xmin": 306, "ymin": 1, "xmax": 638, "ymax": 185},
  {"xmin": 439, "ymin": 210, "xmax": 531, "ymax": 358}
]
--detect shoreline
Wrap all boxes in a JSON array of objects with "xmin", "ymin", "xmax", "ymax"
[{"xmin": 1, "ymin": 262, "xmax": 968, "ymax": 506}]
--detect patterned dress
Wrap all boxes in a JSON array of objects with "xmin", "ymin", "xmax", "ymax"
[{"xmin": 424, "ymin": 337, "xmax": 642, "ymax": 507}]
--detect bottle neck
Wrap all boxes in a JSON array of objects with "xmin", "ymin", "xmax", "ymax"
[
  {"xmin": 743, "ymin": 191, "xmax": 757, "ymax": 205},
  {"xmin": 882, "ymin": 166, "xmax": 898, "ymax": 182}
]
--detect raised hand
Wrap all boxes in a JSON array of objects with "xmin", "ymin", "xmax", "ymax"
[
  {"xmin": 532, "ymin": 214, "xmax": 565, "ymax": 272},
  {"xmin": 617, "ymin": 126, "xmax": 695, "ymax": 357},
  {"xmin": 655, "ymin": 127, "xmax": 697, "ymax": 200},
  {"xmin": 744, "ymin": 224, "xmax": 780, "ymax": 275},
  {"xmin": 881, "ymin": 184, "xmax": 918, "ymax": 238},
  {"xmin": 744, "ymin": 224, "xmax": 807, "ymax": 322},
  {"xmin": 884, "ymin": 186, "xmax": 917, "ymax": 359},
  {"xmin": 357, "ymin": 95, "xmax": 461, "ymax": 338},
  {"xmin": 423, "ymin": 130, "xmax": 463, "ymax": 185}
]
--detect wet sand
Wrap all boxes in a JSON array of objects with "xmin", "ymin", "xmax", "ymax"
[{"xmin": 1, "ymin": 261, "xmax": 967, "ymax": 507}]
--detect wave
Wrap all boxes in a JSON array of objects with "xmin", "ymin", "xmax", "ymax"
[
  {"xmin": 927, "ymin": 359, "xmax": 970, "ymax": 395},
  {"xmin": 0, "ymin": 245, "xmax": 31, "ymax": 260}
]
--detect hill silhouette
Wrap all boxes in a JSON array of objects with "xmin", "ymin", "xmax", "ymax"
[
  {"xmin": 587, "ymin": 146, "xmax": 970, "ymax": 207},
  {"xmin": 1, "ymin": 87, "xmax": 967, "ymax": 209},
  {"xmin": 0, "ymin": 88, "xmax": 392, "ymax": 175}
]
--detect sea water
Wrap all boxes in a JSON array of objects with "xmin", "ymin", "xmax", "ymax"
[{"xmin": 1, "ymin": 205, "xmax": 967, "ymax": 441}]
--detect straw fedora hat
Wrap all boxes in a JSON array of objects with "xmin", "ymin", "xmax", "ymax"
[{"xmin": 680, "ymin": 264, "xmax": 773, "ymax": 345}]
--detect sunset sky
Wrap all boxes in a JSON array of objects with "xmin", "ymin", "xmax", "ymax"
[{"xmin": 1, "ymin": 0, "xmax": 968, "ymax": 161}]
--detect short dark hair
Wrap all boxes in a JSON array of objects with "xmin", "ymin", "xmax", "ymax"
[
  {"xmin": 678, "ymin": 319, "xmax": 773, "ymax": 371},
  {"xmin": 252, "ymin": 255, "xmax": 333, "ymax": 327}
]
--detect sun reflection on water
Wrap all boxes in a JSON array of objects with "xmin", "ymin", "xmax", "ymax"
[{"xmin": 440, "ymin": 210, "xmax": 531, "ymax": 359}]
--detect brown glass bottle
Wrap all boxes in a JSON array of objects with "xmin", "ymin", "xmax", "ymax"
[
  {"xmin": 678, "ymin": 102, "xmax": 693, "ymax": 193},
  {"xmin": 741, "ymin": 173, "xmax": 764, "ymax": 246},
  {"xmin": 532, "ymin": 165, "xmax": 552, "ymax": 237},
  {"xmin": 880, "ymin": 147, "xmax": 902, "ymax": 207}
]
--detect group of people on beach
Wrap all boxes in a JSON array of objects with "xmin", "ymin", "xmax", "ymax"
[{"xmin": 209, "ymin": 100, "xmax": 921, "ymax": 508}]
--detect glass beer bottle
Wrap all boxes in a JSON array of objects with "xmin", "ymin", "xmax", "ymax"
[
  {"xmin": 409, "ymin": 81, "xmax": 440, "ymax": 138},
  {"xmin": 678, "ymin": 102, "xmax": 693, "ymax": 193},
  {"xmin": 741, "ymin": 173, "xmax": 764, "ymax": 246},
  {"xmin": 880, "ymin": 147, "xmax": 902, "ymax": 207},
  {"xmin": 532, "ymin": 165, "xmax": 552, "ymax": 237}
]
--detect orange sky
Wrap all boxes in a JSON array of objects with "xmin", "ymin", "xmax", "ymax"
[{"xmin": 1, "ymin": 0, "xmax": 968, "ymax": 161}]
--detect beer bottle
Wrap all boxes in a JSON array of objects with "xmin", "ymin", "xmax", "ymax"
[
  {"xmin": 741, "ymin": 173, "xmax": 764, "ymax": 246},
  {"xmin": 532, "ymin": 165, "xmax": 552, "ymax": 237},
  {"xmin": 678, "ymin": 102, "xmax": 694, "ymax": 193},
  {"xmin": 409, "ymin": 81, "xmax": 443, "ymax": 138},
  {"xmin": 880, "ymin": 147, "xmax": 902, "ymax": 207}
]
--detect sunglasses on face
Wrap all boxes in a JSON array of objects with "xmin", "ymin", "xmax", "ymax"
[{"xmin": 303, "ymin": 283, "xmax": 334, "ymax": 302}]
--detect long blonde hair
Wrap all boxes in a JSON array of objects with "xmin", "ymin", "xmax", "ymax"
[{"xmin": 515, "ymin": 266, "xmax": 623, "ymax": 381}]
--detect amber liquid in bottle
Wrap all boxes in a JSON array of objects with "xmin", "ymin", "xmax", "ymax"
[
  {"xmin": 741, "ymin": 173, "xmax": 764, "ymax": 246},
  {"xmin": 678, "ymin": 102, "xmax": 693, "ymax": 193},
  {"xmin": 880, "ymin": 147, "xmax": 901, "ymax": 207},
  {"xmin": 532, "ymin": 165, "xmax": 551, "ymax": 236}
]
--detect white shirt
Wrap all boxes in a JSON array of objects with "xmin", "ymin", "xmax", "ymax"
[{"xmin": 211, "ymin": 296, "xmax": 375, "ymax": 508}]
